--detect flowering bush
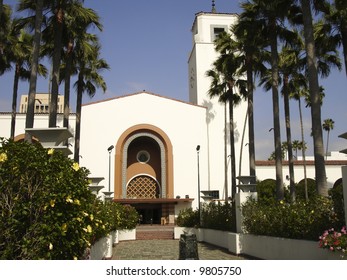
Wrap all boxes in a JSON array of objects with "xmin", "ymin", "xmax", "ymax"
[
  {"xmin": 0, "ymin": 139, "xmax": 100, "ymax": 259},
  {"xmin": 319, "ymin": 227, "xmax": 347, "ymax": 255}
]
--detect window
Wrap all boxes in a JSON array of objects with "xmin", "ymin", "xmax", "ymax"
[
  {"xmin": 137, "ymin": 150, "xmax": 150, "ymax": 164},
  {"xmin": 210, "ymin": 25, "xmax": 227, "ymax": 41}
]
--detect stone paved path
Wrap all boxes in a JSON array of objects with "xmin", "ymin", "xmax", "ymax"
[{"xmin": 112, "ymin": 239, "xmax": 248, "ymax": 260}]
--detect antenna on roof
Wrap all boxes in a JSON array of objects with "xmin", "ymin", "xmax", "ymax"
[{"xmin": 212, "ymin": 0, "xmax": 216, "ymax": 13}]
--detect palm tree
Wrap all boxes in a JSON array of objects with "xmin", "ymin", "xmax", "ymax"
[
  {"xmin": 241, "ymin": 0, "xmax": 300, "ymax": 200},
  {"xmin": 206, "ymin": 32, "xmax": 246, "ymax": 199},
  {"xmin": 8, "ymin": 22, "xmax": 48, "ymax": 139},
  {"xmin": 73, "ymin": 42, "xmax": 109, "ymax": 162},
  {"xmin": 18, "ymin": 0, "xmax": 44, "ymax": 141},
  {"xmin": 299, "ymin": 0, "xmax": 328, "ymax": 196},
  {"xmin": 322, "ymin": 118, "xmax": 335, "ymax": 159},
  {"xmin": 232, "ymin": 8, "xmax": 267, "ymax": 183},
  {"xmin": 59, "ymin": 3, "xmax": 102, "ymax": 129},
  {"xmin": 323, "ymin": 0, "xmax": 347, "ymax": 77},
  {"xmin": 0, "ymin": 4, "xmax": 12, "ymax": 75}
]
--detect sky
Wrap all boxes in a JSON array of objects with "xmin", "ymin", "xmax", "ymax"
[{"xmin": 1, "ymin": 0, "xmax": 347, "ymax": 160}]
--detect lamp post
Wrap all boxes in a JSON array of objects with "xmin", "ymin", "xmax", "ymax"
[
  {"xmin": 196, "ymin": 145, "xmax": 201, "ymax": 226},
  {"xmin": 103, "ymin": 145, "xmax": 114, "ymax": 202},
  {"xmin": 107, "ymin": 145, "xmax": 114, "ymax": 192}
]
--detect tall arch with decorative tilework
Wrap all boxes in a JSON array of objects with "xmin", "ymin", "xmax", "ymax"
[{"xmin": 114, "ymin": 124, "xmax": 173, "ymax": 199}]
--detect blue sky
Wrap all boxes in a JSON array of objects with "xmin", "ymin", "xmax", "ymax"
[{"xmin": 1, "ymin": 0, "xmax": 347, "ymax": 160}]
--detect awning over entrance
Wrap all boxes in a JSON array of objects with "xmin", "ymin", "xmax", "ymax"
[{"xmin": 113, "ymin": 198, "xmax": 194, "ymax": 204}]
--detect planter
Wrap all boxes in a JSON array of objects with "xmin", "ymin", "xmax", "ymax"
[{"xmin": 90, "ymin": 234, "xmax": 112, "ymax": 260}]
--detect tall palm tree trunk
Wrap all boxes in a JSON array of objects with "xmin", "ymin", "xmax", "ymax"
[
  {"xmin": 49, "ymin": 5, "xmax": 64, "ymax": 128},
  {"xmin": 224, "ymin": 102, "xmax": 228, "ymax": 201},
  {"xmin": 326, "ymin": 130, "xmax": 330, "ymax": 160},
  {"xmin": 246, "ymin": 59, "xmax": 256, "ymax": 182},
  {"xmin": 74, "ymin": 74, "xmax": 83, "ymax": 163},
  {"xmin": 283, "ymin": 76, "xmax": 295, "ymax": 201},
  {"xmin": 228, "ymin": 94, "xmax": 237, "ymax": 197},
  {"xmin": 298, "ymin": 97, "xmax": 308, "ymax": 201},
  {"xmin": 10, "ymin": 64, "xmax": 20, "ymax": 139},
  {"xmin": 25, "ymin": 0, "xmax": 44, "ymax": 141},
  {"xmin": 301, "ymin": 0, "xmax": 328, "ymax": 196},
  {"xmin": 63, "ymin": 40, "xmax": 73, "ymax": 129},
  {"xmin": 269, "ymin": 17, "xmax": 284, "ymax": 200}
]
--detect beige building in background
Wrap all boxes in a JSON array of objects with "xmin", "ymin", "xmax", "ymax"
[{"xmin": 19, "ymin": 93, "xmax": 65, "ymax": 114}]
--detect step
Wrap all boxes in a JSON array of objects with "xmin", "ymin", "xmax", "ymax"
[{"xmin": 136, "ymin": 225, "xmax": 174, "ymax": 240}]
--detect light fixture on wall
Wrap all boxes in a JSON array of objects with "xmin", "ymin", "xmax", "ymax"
[{"xmin": 107, "ymin": 145, "xmax": 114, "ymax": 192}]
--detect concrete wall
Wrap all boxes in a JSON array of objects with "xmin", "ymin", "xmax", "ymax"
[{"xmin": 174, "ymin": 227, "xmax": 343, "ymax": 260}]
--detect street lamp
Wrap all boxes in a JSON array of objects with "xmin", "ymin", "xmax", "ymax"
[
  {"xmin": 107, "ymin": 145, "xmax": 114, "ymax": 192},
  {"xmin": 196, "ymin": 145, "xmax": 201, "ymax": 226},
  {"xmin": 103, "ymin": 145, "xmax": 114, "ymax": 202}
]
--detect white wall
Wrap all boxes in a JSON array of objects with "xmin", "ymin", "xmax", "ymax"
[
  {"xmin": 256, "ymin": 162, "xmax": 345, "ymax": 188},
  {"xmin": 79, "ymin": 92, "xmax": 209, "ymax": 209},
  {"xmin": 188, "ymin": 13, "xmax": 250, "ymax": 196}
]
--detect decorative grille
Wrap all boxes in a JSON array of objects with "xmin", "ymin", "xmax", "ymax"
[{"xmin": 126, "ymin": 175, "xmax": 160, "ymax": 199}]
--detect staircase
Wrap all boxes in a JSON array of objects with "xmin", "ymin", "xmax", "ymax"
[{"xmin": 136, "ymin": 225, "xmax": 174, "ymax": 240}]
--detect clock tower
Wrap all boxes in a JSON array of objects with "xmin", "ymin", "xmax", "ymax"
[{"xmin": 188, "ymin": 10, "xmax": 249, "ymax": 194}]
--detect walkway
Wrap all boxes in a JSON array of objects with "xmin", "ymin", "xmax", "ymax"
[{"xmin": 112, "ymin": 239, "xmax": 248, "ymax": 260}]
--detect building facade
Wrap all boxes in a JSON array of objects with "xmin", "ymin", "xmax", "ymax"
[
  {"xmin": 0, "ymin": 10, "xmax": 345, "ymax": 225},
  {"xmin": 19, "ymin": 93, "xmax": 65, "ymax": 114}
]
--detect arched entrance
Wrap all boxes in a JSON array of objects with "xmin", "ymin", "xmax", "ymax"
[{"xmin": 114, "ymin": 124, "xmax": 176, "ymax": 224}]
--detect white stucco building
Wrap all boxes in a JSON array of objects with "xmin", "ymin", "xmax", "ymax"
[{"xmin": 0, "ymin": 10, "xmax": 346, "ymax": 225}]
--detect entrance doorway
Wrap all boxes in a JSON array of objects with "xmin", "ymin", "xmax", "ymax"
[{"xmin": 136, "ymin": 204, "xmax": 162, "ymax": 224}]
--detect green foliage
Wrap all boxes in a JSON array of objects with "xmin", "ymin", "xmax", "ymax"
[
  {"xmin": 329, "ymin": 183, "xmax": 345, "ymax": 229},
  {"xmin": 176, "ymin": 207, "xmax": 199, "ymax": 227},
  {"xmin": 241, "ymin": 196, "xmax": 337, "ymax": 241},
  {"xmin": 0, "ymin": 139, "xmax": 138, "ymax": 259},
  {"xmin": 295, "ymin": 178, "xmax": 317, "ymax": 200},
  {"xmin": 0, "ymin": 139, "xmax": 95, "ymax": 259},
  {"xmin": 201, "ymin": 202, "xmax": 235, "ymax": 232},
  {"xmin": 256, "ymin": 179, "xmax": 277, "ymax": 204}
]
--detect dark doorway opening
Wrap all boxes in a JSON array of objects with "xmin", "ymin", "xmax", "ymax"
[{"xmin": 136, "ymin": 204, "xmax": 162, "ymax": 224}]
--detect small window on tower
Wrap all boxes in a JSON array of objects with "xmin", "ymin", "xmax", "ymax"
[{"xmin": 213, "ymin": 27, "xmax": 225, "ymax": 40}]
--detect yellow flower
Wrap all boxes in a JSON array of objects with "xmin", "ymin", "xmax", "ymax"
[
  {"xmin": 50, "ymin": 200, "xmax": 55, "ymax": 208},
  {"xmin": 65, "ymin": 196, "xmax": 73, "ymax": 203},
  {"xmin": 87, "ymin": 225, "xmax": 92, "ymax": 233},
  {"xmin": 49, "ymin": 243, "xmax": 53, "ymax": 250},
  {"xmin": 47, "ymin": 148, "xmax": 54, "ymax": 155},
  {"xmin": 73, "ymin": 256, "xmax": 78, "ymax": 260},
  {"xmin": 74, "ymin": 199, "xmax": 81, "ymax": 206},
  {"xmin": 61, "ymin": 223, "xmax": 68, "ymax": 233},
  {"xmin": 0, "ymin": 152, "xmax": 7, "ymax": 162},
  {"xmin": 89, "ymin": 214, "xmax": 94, "ymax": 221},
  {"xmin": 72, "ymin": 162, "xmax": 80, "ymax": 171}
]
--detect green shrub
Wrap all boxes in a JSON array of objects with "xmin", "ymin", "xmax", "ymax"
[
  {"xmin": 295, "ymin": 178, "xmax": 317, "ymax": 201},
  {"xmin": 329, "ymin": 184, "xmax": 345, "ymax": 229},
  {"xmin": 0, "ymin": 139, "xmax": 103, "ymax": 259},
  {"xmin": 241, "ymin": 196, "xmax": 336, "ymax": 241},
  {"xmin": 176, "ymin": 207, "xmax": 199, "ymax": 227},
  {"xmin": 201, "ymin": 202, "xmax": 235, "ymax": 232},
  {"xmin": 256, "ymin": 179, "xmax": 290, "ymax": 204}
]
